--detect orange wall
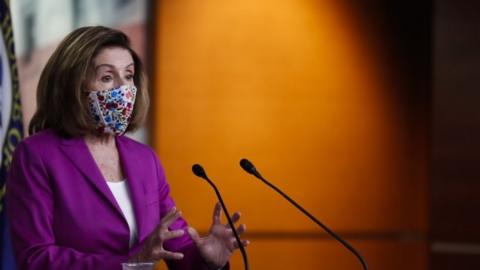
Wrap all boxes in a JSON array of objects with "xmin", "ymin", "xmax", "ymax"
[{"xmin": 151, "ymin": 1, "xmax": 427, "ymax": 269}]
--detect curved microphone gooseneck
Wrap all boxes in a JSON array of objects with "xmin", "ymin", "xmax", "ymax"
[
  {"xmin": 192, "ymin": 164, "xmax": 250, "ymax": 270},
  {"xmin": 239, "ymin": 159, "xmax": 368, "ymax": 270}
]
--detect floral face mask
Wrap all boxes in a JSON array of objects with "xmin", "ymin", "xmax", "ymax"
[{"xmin": 86, "ymin": 84, "xmax": 137, "ymax": 135}]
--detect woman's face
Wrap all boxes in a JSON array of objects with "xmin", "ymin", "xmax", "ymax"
[{"xmin": 87, "ymin": 46, "xmax": 135, "ymax": 91}]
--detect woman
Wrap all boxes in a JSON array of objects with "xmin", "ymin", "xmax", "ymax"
[{"xmin": 6, "ymin": 26, "xmax": 247, "ymax": 270}]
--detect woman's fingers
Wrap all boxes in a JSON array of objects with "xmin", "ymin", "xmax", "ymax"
[
  {"xmin": 236, "ymin": 224, "xmax": 246, "ymax": 234},
  {"xmin": 159, "ymin": 208, "xmax": 178, "ymax": 229},
  {"xmin": 212, "ymin": 203, "xmax": 242, "ymax": 227},
  {"xmin": 187, "ymin": 227, "xmax": 201, "ymax": 245},
  {"xmin": 212, "ymin": 202, "xmax": 222, "ymax": 225},
  {"xmin": 231, "ymin": 238, "xmax": 250, "ymax": 249},
  {"xmin": 152, "ymin": 247, "xmax": 184, "ymax": 260},
  {"xmin": 134, "ymin": 209, "xmax": 188, "ymax": 262},
  {"xmin": 160, "ymin": 208, "xmax": 182, "ymax": 231},
  {"xmin": 163, "ymin": 251, "xmax": 185, "ymax": 260},
  {"xmin": 225, "ymin": 223, "xmax": 246, "ymax": 236},
  {"xmin": 163, "ymin": 207, "xmax": 178, "ymax": 219},
  {"xmin": 162, "ymin": 229, "xmax": 185, "ymax": 241},
  {"xmin": 230, "ymin": 212, "xmax": 241, "ymax": 224}
]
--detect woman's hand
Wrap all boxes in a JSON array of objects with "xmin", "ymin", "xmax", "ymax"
[
  {"xmin": 129, "ymin": 207, "xmax": 185, "ymax": 262},
  {"xmin": 188, "ymin": 202, "xmax": 249, "ymax": 269}
]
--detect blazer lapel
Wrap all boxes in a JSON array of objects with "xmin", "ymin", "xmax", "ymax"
[
  {"xmin": 58, "ymin": 136, "xmax": 125, "ymax": 220},
  {"xmin": 116, "ymin": 136, "xmax": 147, "ymax": 241}
]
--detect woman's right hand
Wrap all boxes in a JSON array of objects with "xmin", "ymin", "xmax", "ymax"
[{"xmin": 129, "ymin": 207, "xmax": 185, "ymax": 262}]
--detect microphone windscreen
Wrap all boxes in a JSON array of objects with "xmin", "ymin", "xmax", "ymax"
[
  {"xmin": 240, "ymin": 159, "xmax": 256, "ymax": 175},
  {"xmin": 192, "ymin": 164, "xmax": 207, "ymax": 179}
]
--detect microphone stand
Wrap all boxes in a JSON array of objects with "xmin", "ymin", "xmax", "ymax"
[
  {"xmin": 240, "ymin": 159, "xmax": 368, "ymax": 270},
  {"xmin": 192, "ymin": 164, "xmax": 250, "ymax": 270}
]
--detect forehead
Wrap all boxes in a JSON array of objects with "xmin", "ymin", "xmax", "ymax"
[{"xmin": 93, "ymin": 46, "xmax": 134, "ymax": 68}]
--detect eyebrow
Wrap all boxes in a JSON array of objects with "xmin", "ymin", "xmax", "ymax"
[{"xmin": 95, "ymin": 63, "xmax": 134, "ymax": 71}]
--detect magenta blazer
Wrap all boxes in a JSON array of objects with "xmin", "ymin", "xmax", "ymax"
[{"xmin": 6, "ymin": 129, "xmax": 212, "ymax": 270}]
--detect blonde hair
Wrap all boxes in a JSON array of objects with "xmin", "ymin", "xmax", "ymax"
[{"xmin": 29, "ymin": 26, "xmax": 149, "ymax": 137}]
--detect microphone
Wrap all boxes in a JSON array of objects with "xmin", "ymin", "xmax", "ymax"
[
  {"xmin": 239, "ymin": 159, "xmax": 368, "ymax": 270},
  {"xmin": 192, "ymin": 164, "xmax": 250, "ymax": 270}
]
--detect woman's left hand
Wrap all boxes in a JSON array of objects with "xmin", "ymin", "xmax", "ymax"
[{"xmin": 187, "ymin": 202, "xmax": 249, "ymax": 269}]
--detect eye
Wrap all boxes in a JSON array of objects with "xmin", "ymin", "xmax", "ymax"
[
  {"xmin": 101, "ymin": 75, "xmax": 113, "ymax": 83},
  {"xmin": 125, "ymin": 74, "xmax": 134, "ymax": 81}
]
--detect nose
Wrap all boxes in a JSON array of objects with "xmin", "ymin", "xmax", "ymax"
[{"xmin": 114, "ymin": 76, "xmax": 129, "ymax": 87}]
